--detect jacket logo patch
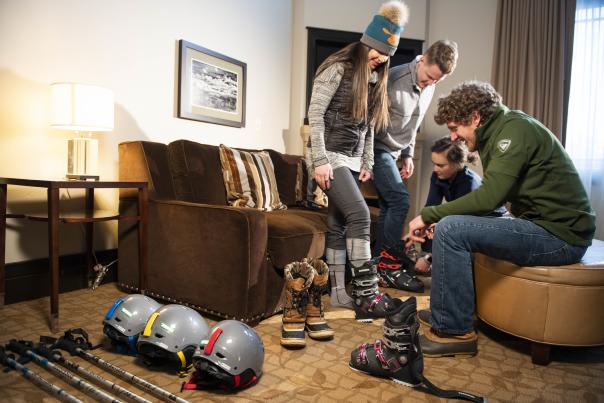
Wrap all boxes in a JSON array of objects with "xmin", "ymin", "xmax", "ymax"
[{"xmin": 498, "ymin": 139, "xmax": 511, "ymax": 152}]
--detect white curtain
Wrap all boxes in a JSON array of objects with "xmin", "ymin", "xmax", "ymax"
[{"xmin": 566, "ymin": 0, "xmax": 604, "ymax": 239}]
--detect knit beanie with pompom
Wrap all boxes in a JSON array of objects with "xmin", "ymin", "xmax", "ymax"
[{"xmin": 361, "ymin": 1, "xmax": 409, "ymax": 56}]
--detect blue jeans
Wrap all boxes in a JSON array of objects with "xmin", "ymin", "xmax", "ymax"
[
  {"xmin": 372, "ymin": 150, "xmax": 409, "ymax": 256},
  {"xmin": 431, "ymin": 215, "xmax": 588, "ymax": 334}
]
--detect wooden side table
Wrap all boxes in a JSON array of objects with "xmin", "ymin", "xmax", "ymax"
[{"xmin": 0, "ymin": 178, "xmax": 148, "ymax": 331}]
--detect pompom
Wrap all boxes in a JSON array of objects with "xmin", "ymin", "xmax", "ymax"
[{"xmin": 379, "ymin": 1, "xmax": 409, "ymax": 27}]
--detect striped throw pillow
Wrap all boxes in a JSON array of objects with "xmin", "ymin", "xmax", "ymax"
[{"xmin": 219, "ymin": 144, "xmax": 287, "ymax": 211}]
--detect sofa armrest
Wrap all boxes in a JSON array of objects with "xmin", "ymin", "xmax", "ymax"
[{"xmin": 118, "ymin": 199, "xmax": 271, "ymax": 321}]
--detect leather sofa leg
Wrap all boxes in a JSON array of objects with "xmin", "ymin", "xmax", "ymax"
[{"xmin": 531, "ymin": 342, "xmax": 551, "ymax": 365}]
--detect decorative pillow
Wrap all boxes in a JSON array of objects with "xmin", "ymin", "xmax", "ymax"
[
  {"xmin": 296, "ymin": 158, "xmax": 328, "ymax": 208},
  {"xmin": 219, "ymin": 144, "xmax": 287, "ymax": 211}
]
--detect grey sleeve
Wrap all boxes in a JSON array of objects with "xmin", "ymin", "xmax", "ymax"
[
  {"xmin": 307, "ymin": 63, "xmax": 344, "ymax": 168},
  {"xmin": 362, "ymin": 126, "xmax": 374, "ymax": 172}
]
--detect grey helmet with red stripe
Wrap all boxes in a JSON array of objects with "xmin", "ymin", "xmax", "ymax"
[
  {"xmin": 190, "ymin": 320, "xmax": 264, "ymax": 389},
  {"xmin": 136, "ymin": 304, "xmax": 210, "ymax": 373}
]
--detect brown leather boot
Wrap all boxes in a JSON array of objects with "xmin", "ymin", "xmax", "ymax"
[
  {"xmin": 281, "ymin": 260, "xmax": 314, "ymax": 348},
  {"xmin": 305, "ymin": 258, "xmax": 334, "ymax": 340},
  {"xmin": 419, "ymin": 327, "xmax": 478, "ymax": 357}
]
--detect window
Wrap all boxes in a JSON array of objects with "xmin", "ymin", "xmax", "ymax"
[{"xmin": 566, "ymin": 0, "xmax": 604, "ymax": 237}]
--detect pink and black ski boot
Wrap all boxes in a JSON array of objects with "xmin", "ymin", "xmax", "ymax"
[
  {"xmin": 349, "ymin": 296, "xmax": 423, "ymax": 386},
  {"xmin": 350, "ymin": 261, "xmax": 394, "ymax": 322}
]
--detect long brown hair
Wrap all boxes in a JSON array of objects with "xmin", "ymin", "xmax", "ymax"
[{"xmin": 315, "ymin": 42, "xmax": 390, "ymax": 132}]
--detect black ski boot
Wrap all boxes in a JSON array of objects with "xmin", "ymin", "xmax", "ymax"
[
  {"xmin": 351, "ymin": 261, "xmax": 394, "ymax": 322},
  {"xmin": 378, "ymin": 241, "xmax": 424, "ymax": 292},
  {"xmin": 349, "ymin": 297, "xmax": 487, "ymax": 402},
  {"xmin": 349, "ymin": 296, "xmax": 423, "ymax": 387}
]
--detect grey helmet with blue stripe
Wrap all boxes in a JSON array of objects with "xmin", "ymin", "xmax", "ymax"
[{"xmin": 103, "ymin": 294, "xmax": 161, "ymax": 354}]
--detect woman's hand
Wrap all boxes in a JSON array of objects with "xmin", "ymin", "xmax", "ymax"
[
  {"xmin": 314, "ymin": 163, "xmax": 334, "ymax": 190},
  {"xmin": 359, "ymin": 168, "xmax": 371, "ymax": 182}
]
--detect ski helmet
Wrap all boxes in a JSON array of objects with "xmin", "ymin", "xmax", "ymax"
[
  {"xmin": 103, "ymin": 294, "xmax": 161, "ymax": 354},
  {"xmin": 191, "ymin": 320, "xmax": 264, "ymax": 390},
  {"xmin": 136, "ymin": 304, "xmax": 210, "ymax": 373}
]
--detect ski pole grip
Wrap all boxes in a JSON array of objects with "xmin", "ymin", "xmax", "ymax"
[
  {"xmin": 54, "ymin": 337, "xmax": 80, "ymax": 356},
  {"xmin": 7, "ymin": 340, "xmax": 30, "ymax": 356}
]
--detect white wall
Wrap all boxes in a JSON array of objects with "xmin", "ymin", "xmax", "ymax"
[
  {"xmin": 0, "ymin": 0, "xmax": 499, "ymax": 263},
  {"xmin": 0, "ymin": 0, "xmax": 293, "ymax": 263},
  {"xmin": 415, "ymin": 0, "xmax": 499, "ymax": 214},
  {"xmin": 287, "ymin": 0, "xmax": 427, "ymax": 155}
]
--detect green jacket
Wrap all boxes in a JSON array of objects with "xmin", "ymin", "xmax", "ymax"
[{"xmin": 421, "ymin": 105, "xmax": 595, "ymax": 246}]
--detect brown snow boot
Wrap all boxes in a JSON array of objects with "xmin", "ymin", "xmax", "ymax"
[
  {"xmin": 305, "ymin": 258, "xmax": 334, "ymax": 340},
  {"xmin": 281, "ymin": 260, "xmax": 314, "ymax": 348}
]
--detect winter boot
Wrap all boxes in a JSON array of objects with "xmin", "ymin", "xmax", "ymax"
[
  {"xmin": 349, "ymin": 296, "xmax": 423, "ymax": 387},
  {"xmin": 281, "ymin": 260, "xmax": 314, "ymax": 348},
  {"xmin": 378, "ymin": 241, "xmax": 424, "ymax": 292},
  {"xmin": 305, "ymin": 258, "xmax": 334, "ymax": 340},
  {"xmin": 351, "ymin": 260, "xmax": 394, "ymax": 322}
]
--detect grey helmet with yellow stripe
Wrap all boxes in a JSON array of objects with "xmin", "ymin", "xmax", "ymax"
[
  {"xmin": 136, "ymin": 304, "xmax": 210, "ymax": 373},
  {"xmin": 103, "ymin": 294, "xmax": 162, "ymax": 355}
]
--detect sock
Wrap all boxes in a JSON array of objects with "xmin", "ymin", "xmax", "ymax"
[{"xmin": 329, "ymin": 264, "xmax": 353, "ymax": 308}]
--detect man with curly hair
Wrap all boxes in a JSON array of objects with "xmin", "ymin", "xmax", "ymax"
[
  {"xmin": 372, "ymin": 40, "xmax": 458, "ymax": 292},
  {"xmin": 406, "ymin": 80, "xmax": 595, "ymax": 357}
]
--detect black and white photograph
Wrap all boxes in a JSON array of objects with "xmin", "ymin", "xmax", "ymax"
[
  {"xmin": 191, "ymin": 59, "xmax": 238, "ymax": 114},
  {"xmin": 178, "ymin": 39, "xmax": 246, "ymax": 127}
]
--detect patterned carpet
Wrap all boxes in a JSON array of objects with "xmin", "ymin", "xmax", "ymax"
[{"xmin": 1, "ymin": 282, "xmax": 604, "ymax": 402}]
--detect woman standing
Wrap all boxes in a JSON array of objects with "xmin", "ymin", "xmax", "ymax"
[{"xmin": 308, "ymin": 1, "xmax": 409, "ymax": 321}]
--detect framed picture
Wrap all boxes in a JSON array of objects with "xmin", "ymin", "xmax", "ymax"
[{"xmin": 178, "ymin": 40, "xmax": 246, "ymax": 127}]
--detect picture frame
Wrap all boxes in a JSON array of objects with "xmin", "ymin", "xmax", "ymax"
[{"xmin": 178, "ymin": 39, "xmax": 246, "ymax": 127}]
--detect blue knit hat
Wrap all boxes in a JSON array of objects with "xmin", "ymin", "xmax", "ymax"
[{"xmin": 361, "ymin": 1, "xmax": 409, "ymax": 56}]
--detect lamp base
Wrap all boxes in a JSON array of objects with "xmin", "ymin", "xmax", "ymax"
[{"xmin": 66, "ymin": 174, "xmax": 100, "ymax": 181}]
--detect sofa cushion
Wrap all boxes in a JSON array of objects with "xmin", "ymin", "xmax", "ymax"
[
  {"xmin": 219, "ymin": 144, "xmax": 286, "ymax": 211},
  {"xmin": 265, "ymin": 208, "xmax": 328, "ymax": 268},
  {"xmin": 168, "ymin": 140, "xmax": 227, "ymax": 205},
  {"xmin": 265, "ymin": 149, "xmax": 304, "ymax": 207}
]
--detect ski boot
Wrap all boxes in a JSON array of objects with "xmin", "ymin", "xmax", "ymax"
[
  {"xmin": 378, "ymin": 241, "xmax": 424, "ymax": 292},
  {"xmin": 349, "ymin": 296, "xmax": 423, "ymax": 387},
  {"xmin": 351, "ymin": 261, "xmax": 394, "ymax": 322}
]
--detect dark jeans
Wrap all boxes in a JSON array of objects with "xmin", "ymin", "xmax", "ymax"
[
  {"xmin": 372, "ymin": 150, "xmax": 409, "ymax": 256},
  {"xmin": 430, "ymin": 215, "xmax": 588, "ymax": 334}
]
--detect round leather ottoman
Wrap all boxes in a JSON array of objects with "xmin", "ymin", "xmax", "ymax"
[{"xmin": 474, "ymin": 239, "xmax": 604, "ymax": 364}]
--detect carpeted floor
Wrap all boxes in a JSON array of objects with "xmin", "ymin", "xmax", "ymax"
[{"xmin": 1, "ymin": 282, "xmax": 604, "ymax": 402}]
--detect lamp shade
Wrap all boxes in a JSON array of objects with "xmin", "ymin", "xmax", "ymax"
[{"xmin": 50, "ymin": 83, "xmax": 114, "ymax": 131}]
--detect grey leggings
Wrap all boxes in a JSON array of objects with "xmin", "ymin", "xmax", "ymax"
[{"xmin": 324, "ymin": 167, "xmax": 371, "ymax": 264}]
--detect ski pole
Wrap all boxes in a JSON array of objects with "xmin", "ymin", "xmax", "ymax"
[
  {"xmin": 54, "ymin": 333, "xmax": 191, "ymax": 403},
  {"xmin": 0, "ymin": 346, "xmax": 83, "ymax": 403},
  {"xmin": 7, "ymin": 340, "xmax": 123, "ymax": 403},
  {"xmin": 35, "ymin": 343, "xmax": 152, "ymax": 403}
]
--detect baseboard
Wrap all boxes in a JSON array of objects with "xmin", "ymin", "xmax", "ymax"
[{"xmin": 4, "ymin": 249, "xmax": 118, "ymax": 304}]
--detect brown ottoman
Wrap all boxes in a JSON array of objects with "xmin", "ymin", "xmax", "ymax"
[{"xmin": 474, "ymin": 239, "xmax": 604, "ymax": 365}]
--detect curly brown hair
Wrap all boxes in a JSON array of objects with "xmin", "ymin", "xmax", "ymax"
[{"xmin": 434, "ymin": 81, "xmax": 502, "ymax": 126}]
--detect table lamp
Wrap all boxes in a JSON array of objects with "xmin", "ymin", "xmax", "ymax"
[{"xmin": 50, "ymin": 83, "xmax": 114, "ymax": 180}]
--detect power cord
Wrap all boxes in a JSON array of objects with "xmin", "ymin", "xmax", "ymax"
[{"xmin": 65, "ymin": 189, "xmax": 117, "ymax": 290}]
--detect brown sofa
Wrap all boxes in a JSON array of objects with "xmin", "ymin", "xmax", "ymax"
[{"xmin": 117, "ymin": 140, "xmax": 378, "ymax": 324}]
